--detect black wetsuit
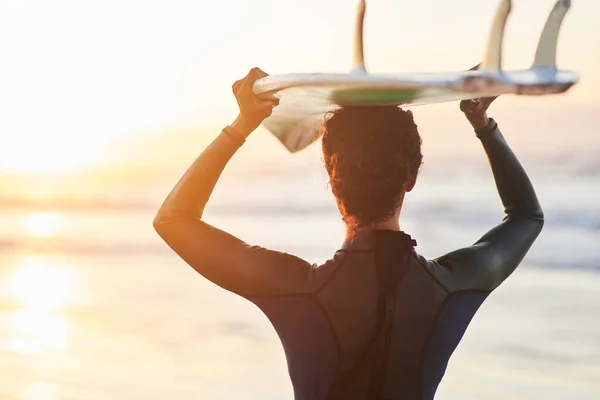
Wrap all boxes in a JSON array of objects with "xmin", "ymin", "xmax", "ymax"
[{"xmin": 154, "ymin": 118, "xmax": 543, "ymax": 400}]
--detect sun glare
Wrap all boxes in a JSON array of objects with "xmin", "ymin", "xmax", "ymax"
[
  {"xmin": 26, "ymin": 213, "xmax": 61, "ymax": 238},
  {"xmin": 0, "ymin": 137, "xmax": 108, "ymax": 174},
  {"xmin": 7, "ymin": 257, "xmax": 74, "ymax": 355},
  {"xmin": 18, "ymin": 381, "xmax": 58, "ymax": 400},
  {"xmin": 8, "ymin": 308, "xmax": 68, "ymax": 355},
  {"xmin": 10, "ymin": 258, "xmax": 73, "ymax": 310}
]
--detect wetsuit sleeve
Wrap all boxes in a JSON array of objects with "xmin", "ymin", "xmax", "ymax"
[
  {"xmin": 428, "ymin": 119, "xmax": 544, "ymax": 292},
  {"xmin": 153, "ymin": 131, "xmax": 316, "ymax": 297}
]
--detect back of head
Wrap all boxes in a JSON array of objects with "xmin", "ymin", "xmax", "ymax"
[{"xmin": 321, "ymin": 106, "xmax": 423, "ymax": 233}]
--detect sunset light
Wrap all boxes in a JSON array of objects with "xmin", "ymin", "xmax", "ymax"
[
  {"xmin": 10, "ymin": 258, "xmax": 74, "ymax": 310},
  {"xmin": 18, "ymin": 381, "xmax": 58, "ymax": 400},
  {"xmin": 8, "ymin": 308, "xmax": 68, "ymax": 355},
  {"xmin": 0, "ymin": 0, "xmax": 598, "ymax": 398},
  {"xmin": 26, "ymin": 213, "xmax": 61, "ymax": 238},
  {"xmin": 1, "ymin": 0, "xmax": 598, "ymax": 178},
  {"xmin": 7, "ymin": 258, "xmax": 74, "ymax": 355},
  {"xmin": 0, "ymin": 136, "xmax": 109, "ymax": 174}
]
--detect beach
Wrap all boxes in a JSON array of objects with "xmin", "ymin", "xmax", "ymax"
[
  {"xmin": 1, "ymin": 0, "xmax": 599, "ymax": 397},
  {"xmin": 1, "ymin": 148, "xmax": 598, "ymax": 399}
]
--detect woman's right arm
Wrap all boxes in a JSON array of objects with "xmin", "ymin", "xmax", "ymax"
[
  {"xmin": 431, "ymin": 118, "xmax": 544, "ymax": 292},
  {"xmin": 421, "ymin": 92, "xmax": 544, "ymax": 292}
]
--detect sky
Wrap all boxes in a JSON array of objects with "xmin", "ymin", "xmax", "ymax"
[{"xmin": 0, "ymin": 0, "xmax": 598, "ymax": 177}]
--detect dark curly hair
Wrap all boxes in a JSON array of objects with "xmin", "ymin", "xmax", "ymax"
[{"xmin": 322, "ymin": 106, "xmax": 423, "ymax": 234}]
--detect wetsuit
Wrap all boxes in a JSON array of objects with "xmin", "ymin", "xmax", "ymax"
[{"xmin": 153, "ymin": 118, "xmax": 544, "ymax": 400}]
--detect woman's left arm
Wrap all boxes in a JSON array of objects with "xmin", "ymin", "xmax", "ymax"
[{"xmin": 153, "ymin": 68, "xmax": 317, "ymax": 297}]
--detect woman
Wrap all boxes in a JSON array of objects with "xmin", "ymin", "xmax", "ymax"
[{"xmin": 153, "ymin": 67, "xmax": 544, "ymax": 399}]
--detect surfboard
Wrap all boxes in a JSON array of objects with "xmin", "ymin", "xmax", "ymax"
[{"xmin": 253, "ymin": 0, "xmax": 578, "ymax": 153}]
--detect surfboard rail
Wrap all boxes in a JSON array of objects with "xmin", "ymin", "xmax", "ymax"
[{"xmin": 252, "ymin": 0, "xmax": 578, "ymax": 153}]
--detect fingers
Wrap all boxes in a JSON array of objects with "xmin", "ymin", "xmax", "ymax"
[
  {"xmin": 235, "ymin": 67, "xmax": 270, "ymax": 107},
  {"xmin": 239, "ymin": 67, "xmax": 268, "ymax": 93},
  {"xmin": 255, "ymin": 99, "xmax": 279, "ymax": 119},
  {"xmin": 480, "ymin": 95, "xmax": 499, "ymax": 110},
  {"xmin": 460, "ymin": 98, "xmax": 482, "ymax": 113},
  {"xmin": 237, "ymin": 68, "xmax": 258, "ymax": 96},
  {"xmin": 460, "ymin": 93, "xmax": 499, "ymax": 114},
  {"xmin": 460, "ymin": 100, "xmax": 471, "ymax": 113},
  {"xmin": 257, "ymin": 99, "xmax": 279, "ymax": 111},
  {"xmin": 254, "ymin": 67, "xmax": 269, "ymax": 79},
  {"xmin": 231, "ymin": 67, "xmax": 276, "ymax": 123},
  {"xmin": 232, "ymin": 78, "xmax": 243, "ymax": 93},
  {"xmin": 260, "ymin": 99, "xmax": 280, "ymax": 108}
]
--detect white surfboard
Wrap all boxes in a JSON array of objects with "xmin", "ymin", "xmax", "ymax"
[{"xmin": 253, "ymin": 0, "xmax": 577, "ymax": 153}]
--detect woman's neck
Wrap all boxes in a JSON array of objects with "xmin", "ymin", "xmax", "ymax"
[
  {"xmin": 347, "ymin": 201, "xmax": 404, "ymax": 235},
  {"xmin": 370, "ymin": 218, "xmax": 401, "ymax": 231},
  {"xmin": 370, "ymin": 204, "xmax": 402, "ymax": 231},
  {"xmin": 350, "ymin": 218, "xmax": 401, "ymax": 236}
]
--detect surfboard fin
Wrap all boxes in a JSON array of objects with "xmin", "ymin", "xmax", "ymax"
[
  {"xmin": 481, "ymin": 0, "xmax": 512, "ymax": 71},
  {"xmin": 532, "ymin": 0, "xmax": 571, "ymax": 68},
  {"xmin": 352, "ymin": 0, "xmax": 367, "ymax": 73}
]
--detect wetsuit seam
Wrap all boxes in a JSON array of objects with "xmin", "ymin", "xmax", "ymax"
[
  {"xmin": 419, "ymin": 289, "xmax": 492, "ymax": 398},
  {"xmin": 418, "ymin": 299, "xmax": 448, "ymax": 399},
  {"xmin": 237, "ymin": 254, "xmax": 350, "ymax": 299},
  {"xmin": 247, "ymin": 292, "xmax": 315, "ymax": 300},
  {"xmin": 375, "ymin": 245, "xmax": 413, "ymax": 399},
  {"xmin": 448, "ymin": 289, "xmax": 492, "ymax": 295},
  {"xmin": 419, "ymin": 289, "xmax": 492, "ymax": 354},
  {"xmin": 314, "ymin": 296, "xmax": 342, "ymax": 399},
  {"xmin": 248, "ymin": 293, "xmax": 341, "ymax": 398},
  {"xmin": 314, "ymin": 253, "xmax": 358, "ymax": 399},
  {"xmin": 412, "ymin": 252, "xmax": 451, "ymax": 295},
  {"xmin": 377, "ymin": 295, "xmax": 395, "ymax": 399},
  {"xmin": 323, "ymin": 252, "xmax": 382, "ymax": 399},
  {"xmin": 316, "ymin": 252, "xmax": 350, "ymax": 294}
]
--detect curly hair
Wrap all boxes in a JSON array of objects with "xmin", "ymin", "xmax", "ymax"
[{"xmin": 321, "ymin": 106, "xmax": 423, "ymax": 234}]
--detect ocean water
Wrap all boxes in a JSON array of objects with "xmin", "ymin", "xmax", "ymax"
[{"xmin": 0, "ymin": 144, "xmax": 599, "ymax": 399}]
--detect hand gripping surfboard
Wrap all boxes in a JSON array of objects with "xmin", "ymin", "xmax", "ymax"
[{"xmin": 252, "ymin": 0, "xmax": 578, "ymax": 153}]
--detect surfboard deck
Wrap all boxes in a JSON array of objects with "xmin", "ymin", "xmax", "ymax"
[{"xmin": 253, "ymin": 0, "xmax": 578, "ymax": 153}]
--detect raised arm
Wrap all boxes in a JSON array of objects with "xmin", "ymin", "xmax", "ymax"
[
  {"xmin": 430, "ymin": 96, "xmax": 544, "ymax": 292},
  {"xmin": 153, "ymin": 68, "xmax": 316, "ymax": 297}
]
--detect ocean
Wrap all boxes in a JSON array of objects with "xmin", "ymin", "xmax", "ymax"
[{"xmin": 1, "ymin": 127, "xmax": 599, "ymax": 399}]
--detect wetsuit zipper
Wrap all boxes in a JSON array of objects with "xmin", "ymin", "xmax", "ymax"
[{"xmin": 373, "ymin": 294, "xmax": 396, "ymax": 399}]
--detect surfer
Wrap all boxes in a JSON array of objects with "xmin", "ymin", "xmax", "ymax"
[{"xmin": 153, "ymin": 67, "xmax": 544, "ymax": 399}]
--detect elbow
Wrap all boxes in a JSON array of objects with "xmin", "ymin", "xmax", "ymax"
[
  {"xmin": 531, "ymin": 201, "xmax": 544, "ymax": 223},
  {"xmin": 532, "ymin": 202, "xmax": 545, "ymax": 233},
  {"xmin": 152, "ymin": 209, "xmax": 192, "ymax": 242},
  {"xmin": 533, "ymin": 211, "xmax": 545, "ymax": 238},
  {"xmin": 153, "ymin": 216, "xmax": 166, "ymax": 240},
  {"xmin": 524, "ymin": 207, "xmax": 544, "ymax": 234},
  {"xmin": 153, "ymin": 209, "xmax": 171, "ymax": 238},
  {"xmin": 153, "ymin": 214, "xmax": 163, "ymax": 234},
  {"xmin": 523, "ymin": 192, "xmax": 544, "ymax": 222},
  {"xmin": 522, "ymin": 210, "xmax": 545, "ymax": 245},
  {"xmin": 536, "ymin": 209, "xmax": 545, "ymax": 228},
  {"xmin": 152, "ymin": 202, "xmax": 182, "ymax": 236},
  {"xmin": 522, "ymin": 214, "xmax": 545, "ymax": 257},
  {"xmin": 507, "ymin": 199, "xmax": 544, "ymax": 226}
]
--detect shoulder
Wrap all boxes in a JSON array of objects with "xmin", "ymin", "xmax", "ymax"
[{"xmin": 409, "ymin": 249, "xmax": 496, "ymax": 293}]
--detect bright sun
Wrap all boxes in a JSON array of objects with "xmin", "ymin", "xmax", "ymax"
[
  {"xmin": 0, "ymin": 136, "xmax": 108, "ymax": 174},
  {"xmin": 8, "ymin": 257, "xmax": 74, "ymax": 355},
  {"xmin": 26, "ymin": 212, "xmax": 61, "ymax": 238},
  {"xmin": 10, "ymin": 257, "xmax": 74, "ymax": 310}
]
